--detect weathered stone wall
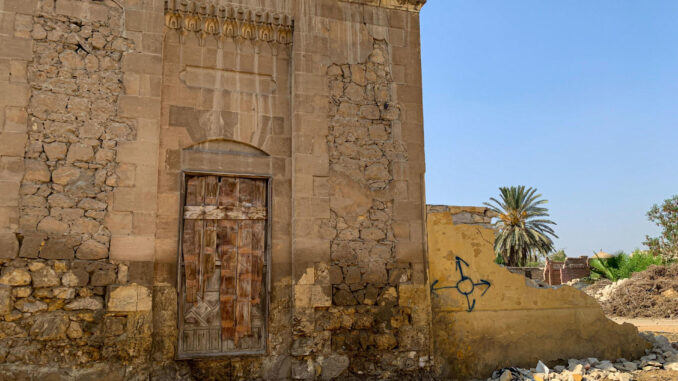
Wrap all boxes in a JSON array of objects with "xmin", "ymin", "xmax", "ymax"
[
  {"xmin": 0, "ymin": 0, "xmax": 163, "ymax": 378},
  {"xmin": 0, "ymin": 0, "xmax": 430, "ymax": 379},
  {"xmin": 427, "ymin": 205, "xmax": 648, "ymax": 380},
  {"xmin": 287, "ymin": 1, "xmax": 431, "ymax": 378},
  {"xmin": 156, "ymin": 0, "xmax": 296, "ymax": 377}
]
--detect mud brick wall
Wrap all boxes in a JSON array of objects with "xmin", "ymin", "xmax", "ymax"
[
  {"xmin": 507, "ymin": 267, "xmax": 545, "ymax": 282},
  {"xmin": 544, "ymin": 257, "xmax": 591, "ymax": 285}
]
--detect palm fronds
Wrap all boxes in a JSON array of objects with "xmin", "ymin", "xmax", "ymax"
[{"xmin": 484, "ymin": 186, "xmax": 558, "ymax": 267}]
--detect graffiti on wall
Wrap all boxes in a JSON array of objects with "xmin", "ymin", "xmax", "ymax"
[{"xmin": 430, "ymin": 256, "xmax": 491, "ymax": 312}]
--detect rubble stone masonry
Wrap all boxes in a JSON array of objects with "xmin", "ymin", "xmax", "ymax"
[
  {"xmin": 0, "ymin": 0, "xmax": 430, "ymax": 379},
  {"xmin": 0, "ymin": 1, "xmax": 651, "ymax": 380}
]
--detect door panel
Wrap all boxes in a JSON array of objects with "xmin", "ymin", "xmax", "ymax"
[{"xmin": 179, "ymin": 175, "xmax": 268, "ymax": 357}]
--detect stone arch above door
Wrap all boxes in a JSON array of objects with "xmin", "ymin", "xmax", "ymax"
[
  {"xmin": 184, "ymin": 139, "xmax": 270, "ymax": 157},
  {"xmin": 180, "ymin": 138, "xmax": 276, "ymax": 176}
]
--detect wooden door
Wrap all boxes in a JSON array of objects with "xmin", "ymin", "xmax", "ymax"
[{"xmin": 178, "ymin": 174, "xmax": 268, "ymax": 357}]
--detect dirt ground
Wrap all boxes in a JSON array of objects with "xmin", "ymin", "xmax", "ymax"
[
  {"xmin": 632, "ymin": 370, "xmax": 678, "ymax": 381},
  {"xmin": 609, "ymin": 318, "xmax": 678, "ymax": 381},
  {"xmin": 611, "ymin": 317, "xmax": 678, "ymax": 342}
]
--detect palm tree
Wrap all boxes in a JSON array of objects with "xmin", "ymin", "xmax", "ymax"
[{"xmin": 483, "ymin": 186, "xmax": 558, "ymax": 267}]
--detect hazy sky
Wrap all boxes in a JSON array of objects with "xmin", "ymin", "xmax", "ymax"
[{"xmin": 420, "ymin": 1, "xmax": 678, "ymax": 256}]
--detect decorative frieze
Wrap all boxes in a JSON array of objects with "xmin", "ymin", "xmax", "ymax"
[
  {"xmin": 340, "ymin": 0, "xmax": 427, "ymax": 12},
  {"xmin": 164, "ymin": 0, "xmax": 294, "ymax": 46}
]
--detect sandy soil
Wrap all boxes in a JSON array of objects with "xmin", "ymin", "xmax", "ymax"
[
  {"xmin": 605, "ymin": 319, "xmax": 678, "ymax": 381},
  {"xmin": 632, "ymin": 369, "xmax": 678, "ymax": 381},
  {"xmin": 611, "ymin": 317, "xmax": 678, "ymax": 342}
]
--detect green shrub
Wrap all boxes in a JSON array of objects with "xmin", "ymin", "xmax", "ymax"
[
  {"xmin": 589, "ymin": 250, "xmax": 663, "ymax": 281},
  {"xmin": 589, "ymin": 257, "xmax": 618, "ymax": 281}
]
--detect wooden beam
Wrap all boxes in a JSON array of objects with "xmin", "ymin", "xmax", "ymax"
[{"xmin": 184, "ymin": 205, "xmax": 267, "ymax": 220}]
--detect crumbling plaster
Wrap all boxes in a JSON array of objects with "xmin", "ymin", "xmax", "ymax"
[{"xmin": 427, "ymin": 206, "xmax": 648, "ymax": 380}]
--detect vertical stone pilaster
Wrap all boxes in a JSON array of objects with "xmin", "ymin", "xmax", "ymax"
[
  {"xmin": 289, "ymin": 1, "xmax": 430, "ymax": 378},
  {"xmin": 110, "ymin": 0, "xmax": 164, "ymax": 264},
  {"xmin": 0, "ymin": 0, "xmax": 36, "ymax": 258}
]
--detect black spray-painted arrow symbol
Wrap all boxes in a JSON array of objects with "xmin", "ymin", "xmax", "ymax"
[{"xmin": 430, "ymin": 256, "xmax": 491, "ymax": 312}]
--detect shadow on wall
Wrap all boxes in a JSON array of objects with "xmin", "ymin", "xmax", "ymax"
[{"xmin": 425, "ymin": 205, "xmax": 649, "ymax": 380}]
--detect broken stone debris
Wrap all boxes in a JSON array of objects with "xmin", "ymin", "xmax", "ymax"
[{"xmin": 488, "ymin": 333, "xmax": 678, "ymax": 381}]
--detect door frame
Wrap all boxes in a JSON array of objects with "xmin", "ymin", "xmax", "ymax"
[{"xmin": 176, "ymin": 169, "xmax": 272, "ymax": 359}]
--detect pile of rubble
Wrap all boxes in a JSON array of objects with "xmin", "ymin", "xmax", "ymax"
[
  {"xmin": 487, "ymin": 333, "xmax": 678, "ymax": 381},
  {"xmin": 584, "ymin": 278, "xmax": 628, "ymax": 303},
  {"xmin": 585, "ymin": 265, "xmax": 678, "ymax": 318}
]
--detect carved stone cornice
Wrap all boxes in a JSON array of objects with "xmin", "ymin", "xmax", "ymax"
[
  {"xmin": 164, "ymin": 0, "xmax": 294, "ymax": 46},
  {"xmin": 339, "ymin": 0, "xmax": 426, "ymax": 12}
]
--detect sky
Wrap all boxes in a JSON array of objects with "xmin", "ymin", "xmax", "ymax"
[{"xmin": 420, "ymin": 0, "xmax": 678, "ymax": 257}]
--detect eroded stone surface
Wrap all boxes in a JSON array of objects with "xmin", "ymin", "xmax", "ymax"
[
  {"xmin": 107, "ymin": 283, "xmax": 151, "ymax": 312},
  {"xmin": 0, "ymin": 0, "xmax": 431, "ymax": 379}
]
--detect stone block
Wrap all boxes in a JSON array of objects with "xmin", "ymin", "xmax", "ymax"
[
  {"xmin": 124, "ymin": 10, "xmax": 145, "ymax": 32},
  {"xmin": 0, "ymin": 267, "xmax": 30, "ymax": 286},
  {"xmin": 0, "ymin": 36, "xmax": 32, "ymax": 60},
  {"xmin": 142, "ymin": 33, "xmax": 162, "ymax": 55},
  {"xmin": 17, "ymin": 233, "xmax": 44, "ymax": 258},
  {"xmin": 30, "ymin": 313, "xmax": 69, "ymax": 341},
  {"xmin": 0, "ymin": 232, "xmax": 19, "ymax": 258},
  {"xmin": 71, "ymin": 217, "xmax": 100, "ymax": 235},
  {"xmin": 154, "ymin": 238, "xmax": 177, "ymax": 263},
  {"xmin": 104, "ymin": 212, "xmax": 133, "ymax": 234},
  {"xmin": 61, "ymin": 269, "xmax": 89, "ymax": 287},
  {"xmin": 132, "ymin": 212, "xmax": 156, "ymax": 235},
  {"xmin": 91, "ymin": 268, "xmax": 116, "ymax": 286},
  {"xmin": 76, "ymin": 239, "xmax": 108, "ymax": 260},
  {"xmin": 119, "ymin": 96, "xmax": 161, "ymax": 118},
  {"xmin": 31, "ymin": 266, "xmax": 60, "ymax": 288},
  {"xmin": 64, "ymin": 297, "xmax": 103, "ymax": 310},
  {"xmin": 122, "ymin": 53, "xmax": 162, "ymax": 75},
  {"xmin": 0, "ymin": 285, "xmax": 12, "ymax": 314},
  {"xmin": 110, "ymin": 235, "xmax": 154, "ymax": 261},
  {"xmin": 128, "ymin": 261, "xmax": 154, "ymax": 285},
  {"xmin": 9, "ymin": 59, "xmax": 27, "ymax": 82},
  {"xmin": 0, "ymin": 131, "xmax": 27, "ymax": 156},
  {"xmin": 294, "ymin": 284, "xmax": 311, "ymax": 307},
  {"xmin": 23, "ymin": 159, "xmax": 50, "ymax": 183},
  {"xmin": 136, "ymin": 117, "xmax": 160, "ymax": 143},
  {"xmin": 395, "ymin": 241, "xmax": 424, "ymax": 263},
  {"xmin": 116, "ymin": 141, "xmax": 158, "ymax": 164},
  {"xmin": 0, "ymin": 181, "xmax": 20, "ymax": 207},
  {"xmin": 113, "ymin": 187, "xmax": 136, "ymax": 212},
  {"xmin": 53, "ymin": 287, "xmax": 75, "ymax": 299},
  {"xmin": 66, "ymin": 143, "xmax": 94, "ymax": 162},
  {"xmin": 311, "ymin": 285, "xmax": 332, "ymax": 307},
  {"xmin": 313, "ymin": 176, "xmax": 329, "ymax": 198},
  {"xmin": 40, "ymin": 239, "xmax": 75, "ymax": 260},
  {"xmin": 107, "ymin": 283, "xmax": 152, "ymax": 312},
  {"xmin": 3, "ymin": 0, "xmax": 37, "ymax": 13},
  {"xmin": 51, "ymin": 166, "xmax": 81, "ymax": 185},
  {"xmin": 123, "ymin": 72, "xmax": 140, "ymax": 95},
  {"xmin": 37, "ymin": 216, "xmax": 68, "ymax": 235},
  {"xmin": 114, "ymin": 162, "xmax": 136, "ymax": 186},
  {"xmin": 4, "ymin": 106, "xmax": 27, "ymax": 132},
  {"xmin": 55, "ymin": 0, "xmax": 109, "ymax": 22},
  {"xmin": 43, "ymin": 142, "xmax": 67, "ymax": 161},
  {"xmin": 0, "ymin": 206, "xmax": 18, "ymax": 231}
]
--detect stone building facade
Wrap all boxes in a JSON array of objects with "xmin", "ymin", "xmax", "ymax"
[{"xmin": 0, "ymin": 0, "xmax": 430, "ymax": 379}]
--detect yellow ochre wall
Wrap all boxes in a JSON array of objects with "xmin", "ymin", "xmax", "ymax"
[{"xmin": 426, "ymin": 206, "xmax": 648, "ymax": 380}]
